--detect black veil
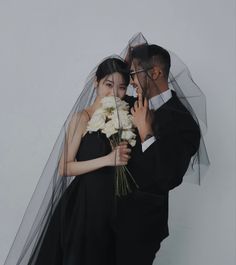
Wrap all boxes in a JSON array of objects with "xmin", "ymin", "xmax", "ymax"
[
  {"xmin": 3, "ymin": 33, "xmax": 210, "ymax": 265},
  {"xmin": 121, "ymin": 32, "xmax": 210, "ymax": 185},
  {"xmin": 3, "ymin": 54, "xmax": 133, "ymax": 265}
]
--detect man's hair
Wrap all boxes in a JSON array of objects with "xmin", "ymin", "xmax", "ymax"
[{"xmin": 131, "ymin": 44, "xmax": 171, "ymax": 79}]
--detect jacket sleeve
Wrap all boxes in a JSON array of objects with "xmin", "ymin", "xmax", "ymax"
[{"xmin": 142, "ymin": 116, "xmax": 200, "ymax": 193}]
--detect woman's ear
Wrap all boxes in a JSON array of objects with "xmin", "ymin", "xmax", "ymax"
[
  {"xmin": 94, "ymin": 80, "xmax": 98, "ymax": 89},
  {"xmin": 151, "ymin": 66, "xmax": 162, "ymax": 80}
]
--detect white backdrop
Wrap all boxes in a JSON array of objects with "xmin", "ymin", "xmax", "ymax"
[{"xmin": 0, "ymin": 1, "xmax": 235, "ymax": 264}]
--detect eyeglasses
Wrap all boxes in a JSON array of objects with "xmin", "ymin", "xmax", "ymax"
[{"xmin": 129, "ymin": 67, "xmax": 153, "ymax": 81}]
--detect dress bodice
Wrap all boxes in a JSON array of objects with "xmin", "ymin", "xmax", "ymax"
[
  {"xmin": 76, "ymin": 131, "xmax": 111, "ymax": 160},
  {"xmin": 75, "ymin": 131, "xmax": 113, "ymax": 177}
]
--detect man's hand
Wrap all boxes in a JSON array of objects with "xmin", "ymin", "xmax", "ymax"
[{"xmin": 131, "ymin": 93, "xmax": 154, "ymax": 142}]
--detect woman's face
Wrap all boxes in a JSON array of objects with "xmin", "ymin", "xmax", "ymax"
[{"xmin": 96, "ymin": 72, "xmax": 127, "ymax": 99}]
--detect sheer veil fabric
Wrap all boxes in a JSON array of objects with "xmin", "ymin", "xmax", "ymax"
[
  {"xmin": 4, "ymin": 54, "xmax": 130, "ymax": 265},
  {"xmin": 121, "ymin": 32, "xmax": 210, "ymax": 185},
  {"xmin": 4, "ymin": 33, "xmax": 210, "ymax": 265}
]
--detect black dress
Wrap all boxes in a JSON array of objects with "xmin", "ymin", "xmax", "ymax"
[{"xmin": 32, "ymin": 131, "xmax": 116, "ymax": 265}]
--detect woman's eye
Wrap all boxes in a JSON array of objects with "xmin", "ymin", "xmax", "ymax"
[{"xmin": 106, "ymin": 83, "xmax": 112, "ymax": 87}]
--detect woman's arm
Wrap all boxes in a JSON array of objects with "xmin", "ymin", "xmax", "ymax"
[
  {"xmin": 61, "ymin": 144, "xmax": 130, "ymax": 176},
  {"xmin": 58, "ymin": 111, "xmax": 131, "ymax": 177}
]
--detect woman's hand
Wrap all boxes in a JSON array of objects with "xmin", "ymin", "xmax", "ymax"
[{"xmin": 106, "ymin": 141, "xmax": 131, "ymax": 166}]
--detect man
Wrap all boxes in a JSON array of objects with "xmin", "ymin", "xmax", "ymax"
[{"xmin": 115, "ymin": 44, "xmax": 201, "ymax": 265}]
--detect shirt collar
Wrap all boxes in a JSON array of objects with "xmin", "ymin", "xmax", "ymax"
[{"xmin": 149, "ymin": 88, "xmax": 172, "ymax": 110}]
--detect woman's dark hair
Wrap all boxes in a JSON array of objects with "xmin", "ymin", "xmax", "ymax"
[{"xmin": 96, "ymin": 57, "xmax": 130, "ymax": 86}]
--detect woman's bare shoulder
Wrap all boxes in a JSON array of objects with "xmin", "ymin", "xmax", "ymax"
[
  {"xmin": 70, "ymin": 109, "xmax": 91, "ymax": 124},
  {"xmin": 67, "ymin": 109, "xmax": 91, "ymax": 138}
]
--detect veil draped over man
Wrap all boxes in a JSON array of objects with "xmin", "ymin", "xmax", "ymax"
[{"xmin": 4, "ymin": 32, "xmax": 209, "ymax": 265}]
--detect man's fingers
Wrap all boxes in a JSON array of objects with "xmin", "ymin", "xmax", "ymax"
[
  {"xmin": 138, "ymin": 93, "xmax": 143, "ymax": 107},
  {"xmin": 131, "ymin": 107, "xmax": 135, "ymax": 115},
  {"xmin": 144, "ymin": 97, "xmax": 148, "ymax": 108}
]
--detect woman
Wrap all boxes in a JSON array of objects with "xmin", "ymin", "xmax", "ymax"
[{"xmin": 4, "ymin": 57, "xmax": 133, "ymax": 265}]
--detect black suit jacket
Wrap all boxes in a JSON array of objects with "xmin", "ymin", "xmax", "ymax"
[{"xmin": 121, "ymin": 91, "xmax": 200, "ymax": 242}]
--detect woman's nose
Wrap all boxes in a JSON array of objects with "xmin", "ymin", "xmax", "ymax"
[{"xmin": 109, "ymin": 89, "xmax": 116, "ymax": 96}]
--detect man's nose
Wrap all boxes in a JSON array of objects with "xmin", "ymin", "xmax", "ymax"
[
  {"xmin": 130, "ymin": 79, "xmax": 137, "ymax": 88},
  {"xmin": 130, "ymin": 78, "xmax": 134, "ymax": 86}
]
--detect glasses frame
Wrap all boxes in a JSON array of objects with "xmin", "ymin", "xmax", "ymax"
[{"xmin": 129, "ymin": 67, "xmax": 153, "ymax": 81}]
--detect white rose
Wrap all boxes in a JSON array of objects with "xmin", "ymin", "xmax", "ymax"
[
  {"xmin": 121, "ymin": 130, "xmax": 136, "ymax": 147},
  {"xmin": 127, "ymin": 114, "xmax": 136, "ymax": 127},
  {"xmin": 93, "ymin": 107, "xmax": 105, "ymax": 115},
  {"xmin": 111, "ymin": 110, "xmax": 132, "ymax": 129},
  {"xmin": 121, "ymin": 130, "xmax": 136, "ymax": 141},
  {"xmin": 121, "ymin": 113, "xmax": 133, "ymax": 129},
  {"xmin": 101, "ymin": 120, "xmax": 118, "ymax": 138},
  {"xmin": 86, "ymin": 112, "xmax": 106, "ymax": 132},
  {"xmin": 129, "ymin": 139, "xmax": 136, "ymax": 147},
  {"xmin": 101, "ymin": 96, "xmax": 119, "ymax": 109},
  {"xmin": 118, "ymin": 99, "xmax": 129, "ymax": 110},
  {"xmin": 101, "ymin": 96, "xmax": 129, "ymax": 110}
]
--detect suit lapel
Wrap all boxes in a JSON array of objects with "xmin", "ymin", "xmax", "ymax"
[{"xmin": 152, "ymin": 90, "xmax": 178, "ymax": 136}]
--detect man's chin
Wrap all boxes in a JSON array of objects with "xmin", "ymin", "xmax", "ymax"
[
  {"xmin": 133, "ymin": 91, "xmax": 138, "ymax": 97},
  {"xmin": 135, "ymin": 88, "xmax": 142, "ymax": 94}
]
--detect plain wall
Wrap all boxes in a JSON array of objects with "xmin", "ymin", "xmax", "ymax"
[{"xmin": 0, "ymin": 0, "xmax": 235, "ymax": 264}]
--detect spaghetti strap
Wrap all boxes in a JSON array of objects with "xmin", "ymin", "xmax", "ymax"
[
  {"xmin": 81, "ymin": 109, "xmax": 90, "ymax": 138},
  {"xmin": 83, "ymin": 109, "xmax": 90, "ymax": 120}
]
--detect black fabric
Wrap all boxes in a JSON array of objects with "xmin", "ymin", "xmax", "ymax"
[
  {"xmin": 125, "ymin": 90, "xmax": 200, "ymax": 194},
  {"xmin": 115, "ymin": 194, "xmax": 162, "ymax": 265},
  {"xmin": 29, "ymin": 131, "xmax": 116, "ymax": 265},
  {"xmin": 17, "ymin": 91, "xmax": 200, "ymax": 265},
  {"xmin": 3, "ymin": 35, "xmax": 209, "ymax": 265},
  {"xmin": 115, "ymin": 91, "xmax": 201, "ymax": 263},
  {"xmin": 121, "ymin": 33, "xmax": 210, "ymax": 186}
]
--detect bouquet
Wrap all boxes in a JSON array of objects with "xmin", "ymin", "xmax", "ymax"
[{"xmin": 86, "ymin": 96, "xmax": 139, "ymax": 196}]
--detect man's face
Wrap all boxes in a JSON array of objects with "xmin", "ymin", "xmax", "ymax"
[{"xmin": 129, "ymin": 60, "xmax": 148, "ymax": 97}]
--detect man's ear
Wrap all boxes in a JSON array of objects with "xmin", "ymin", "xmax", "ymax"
[{"xmin": 151, "ymin": 66, "xmax": 163, "ymax": 80}]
